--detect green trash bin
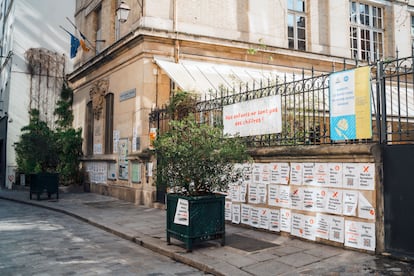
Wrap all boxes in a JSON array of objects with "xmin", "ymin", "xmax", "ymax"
[{"xmin": 29, "ymin": 173, "xmax": 59, "ymax": 200}]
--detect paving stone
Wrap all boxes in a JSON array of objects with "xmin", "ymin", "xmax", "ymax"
[
  {"xmin": 243, "ymin": 258, "xmax": 294, "ymax": 275},
  {"xmin": 277, "ymin": 252, "xmax": 320, "ymax": 267}
]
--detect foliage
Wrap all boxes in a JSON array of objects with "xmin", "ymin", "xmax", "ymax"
[
  {"xmin": 15, "ymin": 82, "xmax": 83, "ymax": 184},
  {"xmin": 15, "ymin": 109, "xmax": 59, "ymax": 173},
  {"xmin": 166, "ymin": 91, "xmax": 198, "ymax": 120},
  {"xmin": 154, "ymin": 104, "xmax": 250, "ymax": 196}
]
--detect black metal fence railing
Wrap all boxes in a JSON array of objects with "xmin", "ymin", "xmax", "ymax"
[{"xmin": 149, "ymin": 55, "xmax": 414, "ymax": 146}]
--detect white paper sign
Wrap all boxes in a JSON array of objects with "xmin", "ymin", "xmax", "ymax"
[
  {"xmin": 291, "ymin": 213, "xmax": 304, "ymax": 238},
  {"xmin": 270, "ymin": 163, "xmax": 290, "ymax": 185},
  {"xmin": 290, "ymin": 187, "xmax": 303, "ymax": 210},
  {"xmin": 359, "ymin": 221, "xmax": 376, "ymax": 251},
  {"xmin": 326, "ymin": 189, "xmax": 343, "ymax": 215},
  {"xmin": 269, "ymin": 209, "xmax": 280, "ymax": 232},
  {"xmin": 261, "ymin": 163, "xmax": 271, "ymax": 183},
  {"xmin": 343, "ymin": 190, "xmax": 358, "ymax": 216},
  {"xmin": 358, "ymin": 163, "xmax": 375, "ymax": 190},
  {"xmin": 252, "ymin": 163, "xmax": 262, "ymax": 184},
  {"xmin": 257, "ymin": 183, "xmax": 267, "ymax": 204},
  {"xmin": 315, "ymin": 188, "xmax": 328, "ymax": 212},
  {"xmin": 241, "ymin": 204, "xmax": 250, "ymax": 225},
  {"xmin": 258, "ymin": 208, "xmax": 270, "ymax": 229},
  {"xmin": 232, "ymin": 204, "xmax": 241, "ymax": 224},
  {"xmin": 314, "ymin": 163, "xmax": 328, "ymax": 186},
  {"xmin": 342, "ymin": 163, "xmax": 359, "ymax": 189},
  {"xmin": 290, "ymin": 163, "xmax": 303, "ymax": 185},
  {"xmin": 302, "ymin": 188, "xmax": 316, "ymax": 211},
  {"xmin": 344, "ymin": 220, "xmax": 360, "ymax": 248},
  {"xmin": 316, "ymin": 213, "xmax": 330, "ymax": 240},
  {"xmin": 280, "ymin": 208, "xmax": 292, "ymax": 233},
  {"xmin": 278, "ymin": 185, "xmax": 291, "ymax": 208},
  {"xmin": 174, "ymin": 198, "xmax": 189, "ymax": 226},
  {"xmin": 358, "ymin": 192, "xmax": 375, "ymax": 220},
  {"xmin": 302, "ymin": 163, "xmax": 315, "ymax": 185},
  {"xmin": 328, "ymin": 163, "xmax": 343, "ymax": 188},
  {"xmin": 225, "ymin": 201, "xmax": 232, "ymax": 221},
  {"xmin": 268, "ymin": 184, "xmax": 279, "ymax": 206},
  {"xmin": 248, "ymin": 183, "xmax": 259, "ymax": 204},
  {"xmin": 329, "ymin": 216, "xmax": 344, "ymax": 243},
  {"xmin": 304, "ymin": 215, "xmax": 317, "ymax": 241},
  {"xmin": 250, "ymin": 206, "xmax": 260, "ymax": 228}
]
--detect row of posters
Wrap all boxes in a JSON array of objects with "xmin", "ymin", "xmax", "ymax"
[
  {"xmin": 224, "ymin": 203, "xmax": 375, "ymax": 251},
  {"xmin": 85, "ymin": 162, "xmax": 107, "ymax": 184},
  {"xmin": 228, "ymin": 184, "xmax": 375, "ymax": 220},
  {"xmin": 235, "ymin": 162, "xmax": 375, "ymax": 190}
]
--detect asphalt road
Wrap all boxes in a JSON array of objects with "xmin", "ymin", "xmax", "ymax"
[{"xmin": 0, "ymin": 199, "xmax": 206, "ymax": 275}]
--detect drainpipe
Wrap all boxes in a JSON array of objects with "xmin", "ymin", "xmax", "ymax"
[{"xmin": 173, "ymin": 0, "xmax": 179, "ymax": 63}]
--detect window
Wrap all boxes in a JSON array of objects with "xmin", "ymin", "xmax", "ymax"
[
  {"xmin": 94, "ymin": 5, "xmax": 103, "ymax": 54},
  {"xmin": 411, "ymin": 15, "xmax": 414, "ymax": 50},
  {"xmin": 350, "ymin": 1, "xmax": 383, "ymax": 61},
  {"xmin": 287, "ymin": 0, "xmax": 306, "ymax": 51},
  {"xmin": 104, "ymin": 93, "xmax": 114, "ymax": 154},
  {"xmin": 86, "ymin": 101, "xmax": 94, "ymax": 156}
]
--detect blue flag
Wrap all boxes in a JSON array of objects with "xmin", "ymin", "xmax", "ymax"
[{"xmin": 70, "ymin": 33, "xmax": 80, "ymax": 58}]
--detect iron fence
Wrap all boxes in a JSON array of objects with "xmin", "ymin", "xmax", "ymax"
[{"xmin": 149, "ymin": 55, "xmax": 414, "ymax": 146}]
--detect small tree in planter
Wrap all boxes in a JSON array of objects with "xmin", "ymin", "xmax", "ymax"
[{"xmin": 154, "ymin": 92, "xmax": 250, "ymax": 251}]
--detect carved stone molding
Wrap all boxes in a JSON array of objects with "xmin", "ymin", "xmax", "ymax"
[{"xmin": 89, "ymin": 79, "xmax": 109, "ymax": 120}]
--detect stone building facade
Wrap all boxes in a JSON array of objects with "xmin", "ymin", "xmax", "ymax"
[{"xmin": 68, "ymin": 0, "xmax": 414, "ymax": 207}]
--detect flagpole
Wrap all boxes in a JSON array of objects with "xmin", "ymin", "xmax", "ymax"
[{"xmin": 65, "ymin": 17, "xmax": 95, "ymax": 50}]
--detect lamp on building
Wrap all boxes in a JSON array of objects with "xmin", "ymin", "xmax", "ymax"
[{"xmin": 116, "ymin": 1, "xmax": 130, "ymax": 23}]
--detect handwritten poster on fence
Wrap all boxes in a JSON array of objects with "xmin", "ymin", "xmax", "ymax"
[{"xmin": 223, "ymin": 95, "xmax": 282, "ymax": 137}]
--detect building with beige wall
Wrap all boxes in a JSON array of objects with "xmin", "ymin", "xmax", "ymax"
[{"xmin": 68, "ymin": 0, "xmax": 414, "ymax": 207}]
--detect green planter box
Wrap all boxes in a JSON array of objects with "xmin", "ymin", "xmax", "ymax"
[
  {"xmin": 166, "ymin": 193, "xmax": 225, "ymax": 252},
  {"xmin": 29, "ymin": 173, "xmax": 59, "ymax": 200}
]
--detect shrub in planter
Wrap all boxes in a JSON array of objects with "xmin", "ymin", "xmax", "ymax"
[{"xmin": 154, "ymin": 95, "xmax": 250, "ymax": 251}]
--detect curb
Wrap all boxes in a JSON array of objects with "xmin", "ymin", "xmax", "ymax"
[{"xmin": 0, "ymin": 195, "xmax": 224, "ymax": 276}]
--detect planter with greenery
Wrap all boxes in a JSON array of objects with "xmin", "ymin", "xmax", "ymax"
[
  {"xmin": 14, "ymin": 82, "xmax": 82, "ymax": 200},
  {"xmin": 154, "ymin": 92, "xmax": 250, "ymax": 251}
]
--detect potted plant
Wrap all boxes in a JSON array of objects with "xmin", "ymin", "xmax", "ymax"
[
  {"xmin": 153, "ymin": 92, "xmax": 250, "ymax": 251},
  {"xmin": 14, "ymin": 109, "xmax": 60, "ymax": 200}
]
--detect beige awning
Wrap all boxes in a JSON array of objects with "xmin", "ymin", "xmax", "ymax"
[{"xmin": 154, "ymin": 57, "xmax": 288, "ymax": 98}]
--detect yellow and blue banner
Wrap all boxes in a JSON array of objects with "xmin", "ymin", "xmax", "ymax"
[{"xmin": 329, "ymin": 66, "xmax": 372, "ymax": 141}]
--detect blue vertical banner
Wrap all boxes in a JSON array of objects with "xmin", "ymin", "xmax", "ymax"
[{"xmin": 329, "ymin": 67, "xmax": 372, "ymax": 141}]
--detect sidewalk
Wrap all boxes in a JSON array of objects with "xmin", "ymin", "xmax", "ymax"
[{"xmin": 0, "ymin": 188, "xmax": 412, "ymax": 275}]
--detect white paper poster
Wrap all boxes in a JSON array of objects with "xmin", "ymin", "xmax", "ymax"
[
  {"xmin": 250, "ymin": 206, "xmax": 260, "ymax": 228},
  {"xmin": 240, "ymin": 182, "xmax": 248, "ymax": 202},
  {"xmin": 270, "ymin": 163, "xmax": 290, "ymax": 185},
  {"xmin": 358, "ymin": 163, "xmax": 375, "ymax": 190},
  {"xmin": 304, "ymin": 215, "xmax": 317, "ymax": 241},
  {"xmin": 225, "ymin": 201, "xmax": 232, "ymax": 221},
  {"xmin": 303, "ymin": 163, "xmax": 315, "ymax": 185},
  {"xmin": 278, "ymin": 185, "xmax": 291, "ymax": 208},
  {"xmin": 248, "ymin": 183, "xmax": 259, "ymax": 204},
  {"xmin": 314, "ymin": 163, "xmax": 328, "ymax": 186},
  {"xmin": 291, "ymin": 213, "xmax": 304, "ymax": 238},
  {"xmin": 359, "ymin": 221, "xmax": 376, "ymax": 251},
  {"xmin": 269, "ymin": 209, "xmax": 280, "ymax": 232},
  {"xmin": 230, "ymin": 183, "xmax": 241, "ymax": 202},
  {"xmin": 290, "ymin": 163, "xmax": 303, "ymax": 185},
  {"xmin": 241, "ymin": 204, "xmax": 250, "ymax": 225},
  {"xmin": 326, "ymin": 189, "xmax": 343, "ymax": 215},
  {"xmin": 242, "ymin": 163, "xmax": 252, "ymax": 182},
  {"xmin": 174, "ymin": 198, "xmax": 189, "ymax": 226},
  {"xmin": 290, "ymin": 187, "xmax": 303, "ymax": 210},
  {"xmin": 232, "ymin": 204, "xmax": 241, "ymax": 224},
  {"xmin": 315, "ymin": 188, "xmax": 328, "ymax": 212},
  {"xmin": 343, "ymin": 190, "xmax": 358, "ymax": 216},
  {"xmin": 342, "ymin": 163, "xmax": 359, "ymax": 189},
  {"xmin": 261, "ymin": 163, "xmax": 271, "ymax": 183},
  {"xmin": 258, "ymin": 208, "xmax": 270, "ymax": 229},
  {"xmin": 316, "ymin": 213, "xmax": 330, "ymax": 240},
  {"xmin": 257, "ymin": 183, "xmax": 267, "ymax": 204},
  {"xmin": 328, "ymin": 163, "xmax": 343, "ymax": 188},
  {"xmin": 268, "ymin": 184, "xmax": 279, "ymax": 206},
  {"xmin": 358, "ymin": 192, "xmax": 375, "ymax": 220},
  {"xmin": 344, "ymin": 220, "xmax": 360, "ymax": 248},
  {"xmin": 329, "ymin": 216, "xmax": 344, "ymax": 243},
  {"xmin": 280, "ymin": 208, "xmax": 292, "ymax": 233},
  {"xmin": 252, "ymin": 163, "xmax": 262, "ymax": 184},
  {"xmin": 302, "ymin": 188, "xmax": 316, "ymax": 211}
]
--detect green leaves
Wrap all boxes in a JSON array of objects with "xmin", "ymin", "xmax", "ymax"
[{"xmin": 154, "ymin": 114, "xmax": 250, "ymax": 196}]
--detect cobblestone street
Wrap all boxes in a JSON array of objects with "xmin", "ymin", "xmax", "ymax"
[{"xmin": 0, "ymin": 199, "xmax": 204, "ymax": 275}]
